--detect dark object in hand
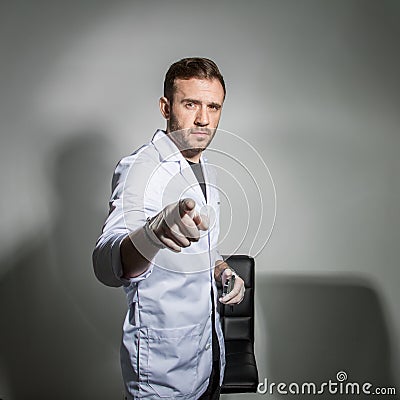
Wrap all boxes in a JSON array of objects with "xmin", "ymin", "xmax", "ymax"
[{"xmin": 222, "ymin": 274, "xmax": 235, "ymax": 297}]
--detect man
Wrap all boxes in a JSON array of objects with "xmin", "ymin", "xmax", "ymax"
[{"xmin": 93, "ymin": 57, "xmax": 245, "ymax": 399}]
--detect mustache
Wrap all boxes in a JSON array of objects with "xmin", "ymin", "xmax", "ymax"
[{"xmin": 188, "ymin": 128, "xmax": 214, "ymax": 135}]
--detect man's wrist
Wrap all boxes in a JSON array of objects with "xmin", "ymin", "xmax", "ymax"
[
  {"xmin": 143, "ymin": 217, "xmax": 165, "ymax": 249},
  {"xmin": 215, "ymin": 260, "xmax": 237, "ymax": 283}
]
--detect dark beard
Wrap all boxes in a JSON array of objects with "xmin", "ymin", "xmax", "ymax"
[
  {"xmin": 169, "ymin": 113, "xmax": 182, "ymax": 137},
  {"xmin": 180, "ymin": 148, "xmax": 203, "ymax": 159},
  {"xmin": 168, "ymin": 113, "xmax": 215, "ymax": 157}
]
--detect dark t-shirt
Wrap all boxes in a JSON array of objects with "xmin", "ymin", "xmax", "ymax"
[
  {"xmin": 187, "ymin": 160, "xmax": 207, "ymax": 202},
  {"xmin": 187, "ymin": 159, "xmax": 221, "ymax": 397},
  {"xmin": 187, "ymin": 159, "xmax": 220, "ymax": 363}
]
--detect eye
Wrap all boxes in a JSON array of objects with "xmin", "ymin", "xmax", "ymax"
[
  {"xmin": 209, "ymin": 104, "xmax": 221, "ymax": 111},
  {"xmin": 185, "ymin": 102, "xmax": 195, "ymax": 109}
]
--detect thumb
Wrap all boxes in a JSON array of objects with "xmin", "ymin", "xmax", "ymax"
[
  {"xmin": 179, "ymin": 198, "xmax": 196, "ymax": 217},
  {"xmin": 223, "ymin": 268, "xmax": 233, "ymax": 279},
  {"xmin": 221, "ymin": 268, "xmax": 233, "ymax": 285}
]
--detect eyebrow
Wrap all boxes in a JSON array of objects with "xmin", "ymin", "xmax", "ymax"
[{"xmin": 181, "ymin": 98, "xmax": 222, "ymax": 108}]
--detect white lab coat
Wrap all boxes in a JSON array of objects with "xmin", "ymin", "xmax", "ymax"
[{"xmin": 93, "ymin": 130, "xmax": 225, "ymax": 399}]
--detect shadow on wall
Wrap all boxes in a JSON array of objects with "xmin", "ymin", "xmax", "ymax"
[
  {"xmin": 256, "ymin": 274, "xmax": 399, "ymax": 400},
  {"xmin": 0, "ymin": 133, "xmax": 126, "ymax": 400}
]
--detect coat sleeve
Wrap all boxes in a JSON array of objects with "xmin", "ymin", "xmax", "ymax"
[{"xmin": 92, "ymin": 151, "xmax": 155, "ymax": 287}]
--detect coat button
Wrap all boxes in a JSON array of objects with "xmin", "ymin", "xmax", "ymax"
[{"xmin": 205, "ymin": 343, "xmax": 211, "ymax": 350}]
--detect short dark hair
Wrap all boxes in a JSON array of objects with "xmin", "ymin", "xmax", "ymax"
[{"xmin": 163, "ymin": 57, "xmax": 226, "ymax": 102}]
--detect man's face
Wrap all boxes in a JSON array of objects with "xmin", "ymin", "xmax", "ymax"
[{"xmin": 160, "ymin": 78, "xmax": 225, "ymax": 161}]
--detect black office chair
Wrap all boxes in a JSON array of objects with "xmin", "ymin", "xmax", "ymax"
[{"xmin": 219, "ymin": 255, "xmax": 259, "ymax": 393}]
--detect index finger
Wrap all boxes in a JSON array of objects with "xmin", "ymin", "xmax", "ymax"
[
  {"xmin": 179, "ymin": 198, "xmax": 196, "ymax": 218},
  {"xmin": 219, "ymin": 279, "xmax": 244, "ymax": 304}
]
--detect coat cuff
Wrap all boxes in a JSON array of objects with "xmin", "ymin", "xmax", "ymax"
[{"xmin": 112, "ymin": 233, "xmax": 154, "ymax": 286}]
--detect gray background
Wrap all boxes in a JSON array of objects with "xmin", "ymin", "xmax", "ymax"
[{"xmin": 0, "ymin": 0, "xmax": 399, "ymax": 399}]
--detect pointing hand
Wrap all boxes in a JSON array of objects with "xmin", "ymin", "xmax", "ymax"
[{"xmin": 148, "ymin": 198, "xmax": 209, "ymax": 252}]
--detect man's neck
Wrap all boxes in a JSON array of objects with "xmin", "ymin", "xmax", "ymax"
[{"xmin": 183, "ymin": 153, "xmax": 201, "ymax": 163}]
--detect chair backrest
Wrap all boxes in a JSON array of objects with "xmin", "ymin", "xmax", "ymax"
[{"xmin": 219, "ymin": 254, "xmax": 258, "ymax": 393}]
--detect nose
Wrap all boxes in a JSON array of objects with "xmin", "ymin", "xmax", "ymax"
[{"xmin": 194, "ymin": 105, "xmax": 209, "ymax": 127}]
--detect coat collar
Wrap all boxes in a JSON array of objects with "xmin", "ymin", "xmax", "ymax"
[{"xmin": 151, "ymin": 129, "xmax": 210, "ymax": 205}]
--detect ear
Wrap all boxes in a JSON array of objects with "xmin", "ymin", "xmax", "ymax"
[{"xmin": 159, "ymin": 97, "xmax": 170, "ymax": 120}]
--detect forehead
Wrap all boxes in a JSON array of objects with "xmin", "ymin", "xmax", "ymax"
[{"xmin": 173, "ymin": 78, "xmax": 224, "ymax": 103}]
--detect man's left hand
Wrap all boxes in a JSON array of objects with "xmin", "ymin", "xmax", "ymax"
[{"xmin": 219, "ymin": 268, "xmax": 245, "ymax": 305}]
